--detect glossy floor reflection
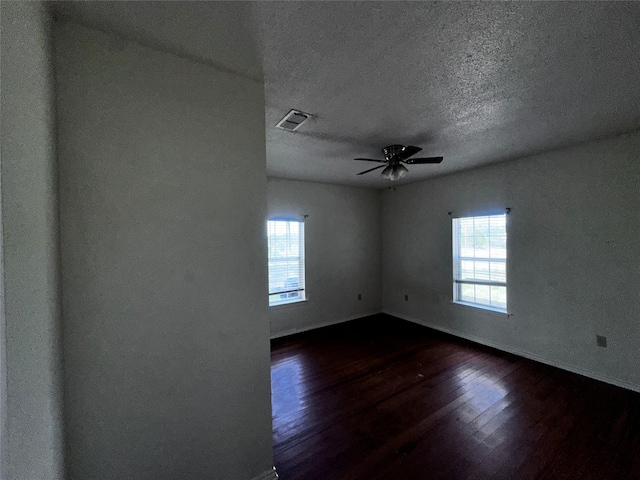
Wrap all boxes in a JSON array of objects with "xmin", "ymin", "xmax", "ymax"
[
  {"xmin": 271, "ymin": 353, "xmax": 317, "ymax": 446},
  {"xmin": 271, "ymin": 315, "xmax": 640, "ymax": 480},
  {"xmin": 272, "ymin": 354, "xmax": 307, "ymax": 418}
]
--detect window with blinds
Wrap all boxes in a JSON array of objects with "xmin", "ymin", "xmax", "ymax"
[
  {"xmin": 452, "ymin": 214, "xmax": 507, "ymax": 312},
  {"xmin": 267, "ymin": 220, "xmax": 305, "ymax": 306}
]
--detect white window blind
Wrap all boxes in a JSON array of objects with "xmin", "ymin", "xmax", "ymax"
[
  {"xmin": 267, "ymin": 220, "xmax": 305, "ymax": 306},
  {"xmin": 452, "ymin": 214, "xmax": 507, "ymax": 312}
]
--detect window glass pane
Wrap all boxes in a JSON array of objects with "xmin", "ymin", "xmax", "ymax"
[
  {"xmin": 490, "ymin": 286, "xmax": 507, "ymax": 310},
  {"xmin": 460, "ymin": 236, "xmax": 475, "ymax": 257},
  {"xmin": 473, "ymin": 217, "xmax": 490, "ymax": 258},
  {"xmin": 459, "ymin": 217, "xmax": 474, "ymax": 236},
  {"xmin": 473, "ymin": 216, "xmax": 489, "ymax": 232},
  {"xmin": 490, "ymin": 236, "xmax": 507, "ymax": 259},
  {"xmin": 490, "ymin": 261, "xmax": 506, "ymax": 283},
  {"xmin": 475, "ymin": 284, "xmax": 490, "ymax": 304},
  {"xmin": 489, "ymin": 215, "xmax": 506, "ymax": 235},
  {"xmin": 459, "ymin": 260, "xmax": 475, "ymax": 280},
  {"xmin": 473, "ymin": 261, "xmax": 491, "ymax": 280},
  {"xmin": 460, "ymin": 283, "xmax": 475, "ymax": 303}
]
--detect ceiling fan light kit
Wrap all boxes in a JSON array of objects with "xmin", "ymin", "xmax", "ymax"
[
  {"xmin": 355, "ymin": 145, "xmax": 443, "ymax": 181},
  {"xmin": 382, "ymin": 163, "xmax": 409, "ymax": 181}
]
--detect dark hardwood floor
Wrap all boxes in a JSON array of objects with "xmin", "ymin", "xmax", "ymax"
[{"xmin": 270, "ymin": 314, "xmax": 640, "ymax": 480}]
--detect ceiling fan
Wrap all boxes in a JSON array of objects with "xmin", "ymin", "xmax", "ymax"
[{"xmin": 356, "ymin": 145, "xmax": 443, "ymax": 181}]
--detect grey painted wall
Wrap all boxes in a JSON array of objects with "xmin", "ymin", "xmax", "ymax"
[
  {"xmin": 0, "ymin": 2, "xmax": 65, "ymax": 479},
  {"xmin": 267, "ymin": 178, "xmax": 382, "ymax": 337},
  {"xmin": 54, "ymin": 22, "xmax": 273, "ymax": 479},
  {"xmin": 382, "ymin": 131, "xmax": 640, "ymax": 390}
]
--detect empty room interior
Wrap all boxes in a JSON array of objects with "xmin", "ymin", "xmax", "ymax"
[{"xmin": 2, "ymin": 1, "xmax": 640, "ymax": 479}]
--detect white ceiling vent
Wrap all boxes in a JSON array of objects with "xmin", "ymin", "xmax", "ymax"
[{"xmin": 276, "ymin": 109, "xmax": 310, "ymax": 131}]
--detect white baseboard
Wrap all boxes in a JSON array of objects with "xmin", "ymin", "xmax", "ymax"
[
  {"xmin": 270, "ymin": 310, "xmax": 382, "ymax": 340},
  {"xmin": 384, "ymin": 309, "xmax": 640, "ymax": 394},
  {"xmin": 251, "ymin": 466, "xmax": 278, "ymax": 480}
]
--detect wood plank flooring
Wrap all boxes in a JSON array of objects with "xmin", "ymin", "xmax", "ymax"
[{"xmin": 270, "ymin": 314, "xmax": 640, "ymax": 480}]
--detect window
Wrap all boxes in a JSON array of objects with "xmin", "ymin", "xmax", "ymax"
[
  {"xmin": 452, "ymin": 214, "xmax": 507, "ymax": 312},
  {"xmin": 267, "ymin": 220, "xmax": 305, "ymax": 306}
]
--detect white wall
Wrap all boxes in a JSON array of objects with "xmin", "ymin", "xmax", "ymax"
[
  {"xmin": 383, "ymin": 131, "xmax": 640, "ymax": 391},
  {"xmin": 54, "ymin": 22, "xmax": 273, "ymax": 480},
  {"xmin": 0, "ymin": 3, "xmax": 65, "ymax": 479},
  {"xmin": 268, "ymin": 178, "xmax": 382, "ymax": 337}
]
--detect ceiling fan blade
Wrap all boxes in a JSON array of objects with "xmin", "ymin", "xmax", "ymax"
[
  {"xmin": 357, "ymin": 165, "xmax": 386, "ymax": 175},
  {"xmin": 404, "ymin": 156, "xmax": 444, "ymax": 164},
  {"xmin": 355, "ymin": 158, "xmax": 386, "ymax": 163},
  {"xmin": 398, "ymin": 146, "xmax": 422, "ymax": 161}
]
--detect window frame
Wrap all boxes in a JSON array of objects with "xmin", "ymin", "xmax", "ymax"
[
  {"xmin": 267, "ymin": 219, "xmax": 306, "ymax": 307},
  {"xmin": 452, "ymin": 213, "xmax": 508, "ymax": 314}
]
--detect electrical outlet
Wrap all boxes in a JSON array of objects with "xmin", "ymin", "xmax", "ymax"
[
  {"xmin": 405, "ymin": 294, "xmax": 409, "ymax": 301},
  {"xmin": 596, "ymin": 335, "xmax": 607, "ymax": 348},
  {"xmin": 358, "ymin": 293, "xmax": 362, "ymax": 300}
]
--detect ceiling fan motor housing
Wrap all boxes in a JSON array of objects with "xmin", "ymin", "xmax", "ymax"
[{"xmin": 383, "ymin": 145, "xmax": 406, "ymax": 162}]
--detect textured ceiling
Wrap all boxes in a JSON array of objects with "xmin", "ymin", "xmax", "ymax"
[{"xmin": 55, "ymin": 1, "xmax": 640, "ymax": 188}]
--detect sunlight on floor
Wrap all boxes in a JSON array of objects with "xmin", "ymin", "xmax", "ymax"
[
  {"xmin": 271, "ymin": 353, "xmax": 308, "ymax": 418},
  {"xmin": 455, "ymin": 366, "xmax": 511, "ymax": 444}
]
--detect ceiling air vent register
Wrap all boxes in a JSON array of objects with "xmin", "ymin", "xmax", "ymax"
[{"xmin": 276, "ymin": 109, "xmax": 310, "ymax": 131}]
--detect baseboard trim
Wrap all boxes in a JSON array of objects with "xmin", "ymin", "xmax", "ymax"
[
  {"xmin": 384, "ymin": 309, "xmax": 640, "ymax": 394},
  {"xmin": 270, "ymin": 310, "xmax": 383, "ymax": 340},
  {"xmin": 251, "ymin": 466, "xmax": 278, "ymax": 480}
]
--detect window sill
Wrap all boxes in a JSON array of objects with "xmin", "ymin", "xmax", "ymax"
[
  {"xmin": 451, "ymin": 301, "xmax": 511, "ymax": 318},
  {"xmin": 269, "ymin": 299, "xmax": 309, "ymax": 309}
]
